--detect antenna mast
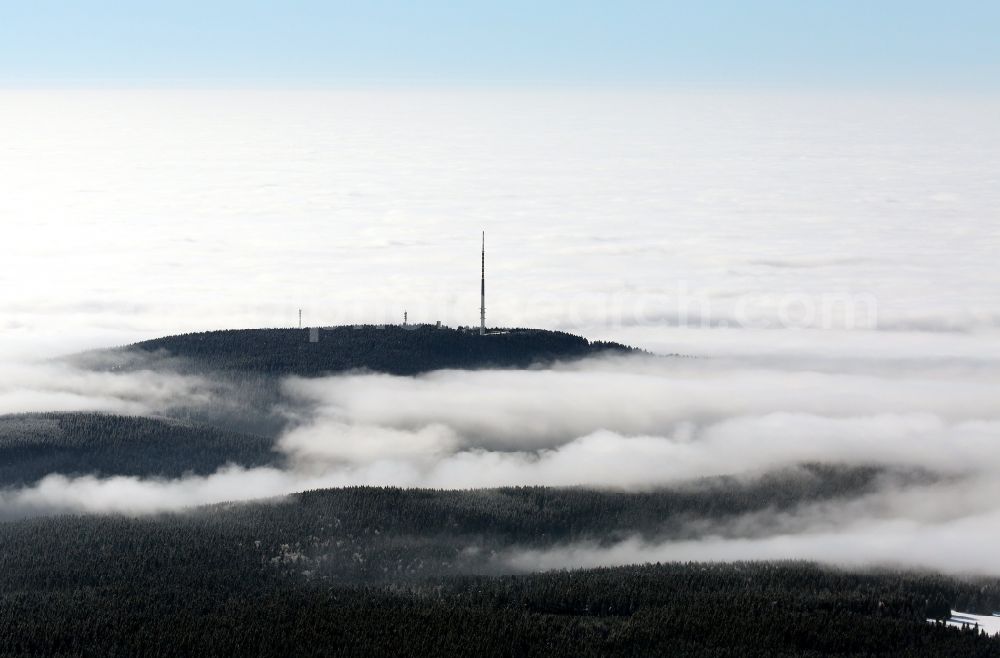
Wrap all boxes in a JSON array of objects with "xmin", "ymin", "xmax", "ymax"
[{"xmin": 480, "ymin": 231, "xmax": 486, "ymax": 335}]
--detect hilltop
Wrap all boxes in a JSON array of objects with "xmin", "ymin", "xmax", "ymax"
[{"xmin": 117, "ymin": 325, "xmax": 637, "ymax": 377}]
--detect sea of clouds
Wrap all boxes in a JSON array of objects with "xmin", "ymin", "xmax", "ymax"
[
  {"xmin": 2, "ymin": 89, "xmax": 1000, "ymax": 573},
  {"xmin": 2, "ymin": 349, "xmax": 1000, "ymax": 573},
  {"xmin": 1, "ymin": 89, "xmax": 998, "ymax": 353}
]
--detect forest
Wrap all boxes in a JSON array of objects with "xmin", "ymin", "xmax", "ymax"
[
  {"xmin": 1, "ymin": 465, "xmax": 921, "ymax": 576},
  {"xmin": 1, "ymin": 482, "xmax": 999, "ymax": 656},
  {"xmin": 108, "ymin": 325, "xmax": 637, "ymax": 377},
  {"xmin": 3, "ymin": 327, "xmax": 996, "ymax": 654},
  {"xmin": 0, "ymin": 413, "xmax": 279, "ymax": 487}
]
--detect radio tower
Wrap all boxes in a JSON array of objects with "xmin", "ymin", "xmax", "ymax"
[{"xmin": 480, "ymin": 231, "xmax": 486, "ymax": 335}]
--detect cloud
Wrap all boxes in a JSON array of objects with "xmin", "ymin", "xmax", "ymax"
[
  {"xmin": 3, "ymin": 90, "xmax": 1000, "ymax": 356},
  {"xmin": 505, "ymin": 477, "xmax": 1000, "ymax": 575},
  {"xmin": 281, "ymin": 421, "xmax": 459, "ymax": 466},
  {"xmin": 0, "ymin": 356, "xmax": 217, "ymax": 417},
  {"xmin": 280, "ymin": 355, "xmax": 1000, "ymax": 455},
  {"xmin": 1, "ymin": 352, "xmax": 998, "ymax": 524},
  {"xmin": 504, "ymin": 516, "xmax": 1000, "ymax": 576},
  {"xmin": 2, "ymin": 89, "xmax": 999, "ymax": 576},
  {"xmin": 0, "ymin": 349, "xmax": 998, "ymax": 579}
]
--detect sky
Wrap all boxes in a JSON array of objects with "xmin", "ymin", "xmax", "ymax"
[{"xmin": 1, "ymin": 1, "xmax": 999, "ymax": 88}]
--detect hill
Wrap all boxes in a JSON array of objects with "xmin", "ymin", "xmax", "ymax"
[
  {"xmin": 0, "ymin": 413, "xmax": 278, "ymax": 486},
  {"xmin": 116, "ymin": 325, "xmax": 637, "ymax": 377},
  {"xmin": 1, "ymin": 479, "xmax": 998, "ymax": 656}
]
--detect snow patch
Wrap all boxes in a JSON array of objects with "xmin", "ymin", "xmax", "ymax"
[{"xmin": 928, "ymin": 610, "xmax": 1000, "ymax": 636}]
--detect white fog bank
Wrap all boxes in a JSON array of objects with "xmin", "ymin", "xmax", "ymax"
[
  {"xmin": 1, "ymin": 352, "xmax": 999, "ymax": 579},
  {"xmin": 2, "ymin": 90, "xmax": 999, "ymax": 358},
  {"xmin": 3, "ymin": 89, "xmax": 1000, "ymax": 574}
]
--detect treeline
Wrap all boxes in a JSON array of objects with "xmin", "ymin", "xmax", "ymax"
[
  {"xmin": 0, "ymin": 470, "xmax": 981, "ymax": 592},
  {"xmin": 2, "ymin": 481, "xmax": 999, "ymax": 655},
  {"xmin": 0, "ymin": 466, "xmax": 903, "ymax": 581},
  {"xmin": 0, "ymin": 413, "xmax": 279, "ymax": 486},
  {"xmin": 62, "ymin": 326, "xmax": 641, "ymax": 437},
  {"xmin": 1, "ymin": 560, "xmax": 998, "ymax": 656},
  {"xmin": 115, "ymin": 325, "xmax": 637, "ymax": 377},
  {"xmin": 1, "ymin": 466, "xmax": 934, "ymax": 574}
]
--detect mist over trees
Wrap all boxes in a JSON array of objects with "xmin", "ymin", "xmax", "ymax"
[
  {"xmin": 2, "ymin": 327, "xmax": 997, "ymax": 654},
  {"xmin": 1, "ymin": 484, "xmax": 999, "ymax": 656}
]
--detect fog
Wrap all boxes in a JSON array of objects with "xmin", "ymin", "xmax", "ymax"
[
  {"xmin": 505, "ymin": 485, "xmax": 1000, "ymax": 575},
  {"xmin": 506, "ymin": 514, "xmax": 1000, "ymax": 576},
  {"xmin": 2, "ymin": 90, "xmax": 999, "ymax": 359},
  {"xmin": 281, "ymin": 357, "xmax": 1000, "ymax": 454},
  {"xmin": 3, "ymin": 89, "xmax": 1000, "ymax": 573},
  {"xmin": 3, "ymin": 350, "xmax": 1000, "ymax": 573},
  {"xmin": 0, "ymin": 356, "xmax": 216, "ymax": 417}
]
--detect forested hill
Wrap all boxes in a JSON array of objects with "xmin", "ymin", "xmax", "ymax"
[
  {"xmin": 0, "ymin": 413, "xmax": 278, "ymax": 486},
  {"xmin": 2, "ymin": 480, "xmax": 999, "ymax": 655},
  {"xmin": 120, "ymin": 325, "xmax": 636, "ymax": 376}
]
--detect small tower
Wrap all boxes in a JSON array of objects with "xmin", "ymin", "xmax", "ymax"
[
  {"xmin": 480, "ymin": 231, "xmax": 486, "ymax": 335},
  {"xmin": 404, "ymin": 310, "xmax": 408, "ymax": 326}
]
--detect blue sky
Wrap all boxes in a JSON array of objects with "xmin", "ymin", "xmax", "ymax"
[{"xmin": 1, "ymin": 1, "xmax": 998, "ymax": 87}]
